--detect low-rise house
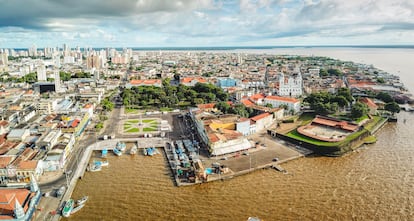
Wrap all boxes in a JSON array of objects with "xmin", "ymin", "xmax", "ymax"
[
  {"xmin": 180, "ymin": 77, "xmax": 207, "ymax": 87},
  {"xmin": 36, "ymin": 129, "xmax": 62, "ymax": 150},
  {"xmin": 7, "ymin": 129, "xmax": 30, "ymax": 142},
  {"xmin": 250, "ymin": 112, "xmax": 273, "ymax": 132}
]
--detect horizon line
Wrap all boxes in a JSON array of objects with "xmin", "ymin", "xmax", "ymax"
[{"xmin": 4, "ymin": 44, "xmax": 414, "ymax": 50}]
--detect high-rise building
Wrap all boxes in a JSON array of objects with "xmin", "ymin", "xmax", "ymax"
[
  {"xmin": 86, "ymin": 54, "xmax": 101, "ymax": 69},
  {"xmin": 29, "ymin": 44, "xmax": 37, "ymax": 57},
  {"xmin": 36, "ymin": 65, "xmax": 47, "ymax": 82},
  {"xmin": 54, "ymin": 69, "xmax": 61, "ymax": 92},
  {"xmin": 0, "ymin": 52, "xmax": 8, "ymax": 65}
]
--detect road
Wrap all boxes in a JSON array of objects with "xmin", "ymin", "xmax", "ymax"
[{"xmin": 39, "ymin": 102, "xmax": 121, "ymax": 192}]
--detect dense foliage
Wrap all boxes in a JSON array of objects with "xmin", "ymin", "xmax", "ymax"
[
  {"xmin": 304, "ymin": 88, "xmax": 352, "ymax": 115},
  {"xmin": 215, "ymin": 101, "xmax": 255, "ymax": 118},
  {"xmin": 121, "ymin": 80, "xmax": 229, "ymax": 109},
  {"xmin": 351, "ymin": 102, "xmax": 369, "ymax": 118}
]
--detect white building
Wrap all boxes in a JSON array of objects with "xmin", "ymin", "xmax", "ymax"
[
  {"xmin": 264, "ymin": 95, "xmax": 301, "ymax": 114},
  {"xmin": 278, "ymin": 72, "xmax": 303, "ymax": 97},
  {"xmin": 37, "ymin": 99, "xmax": 58, "ymax": 114},
  {"xmin": 36, "ymin": 65, "xmax": 47, "ymax": 82},
  {"xmin": 54, "ymin": 69, "xmax": 61, "ymax": 92}
]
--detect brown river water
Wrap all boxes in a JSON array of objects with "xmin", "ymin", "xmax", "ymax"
[{"xmin": 69, "ymin": 48, "xmax": 414, "ymax": 221}]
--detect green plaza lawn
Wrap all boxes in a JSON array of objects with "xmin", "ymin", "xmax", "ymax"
[{"xmin": 122, "ymin": 118, "xmax": 160, "ymax": 133}]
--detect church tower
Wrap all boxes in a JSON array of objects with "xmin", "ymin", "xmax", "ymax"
[{"xmin": 14, "ymin": 199, "xmax": 25, "ymax": 219}]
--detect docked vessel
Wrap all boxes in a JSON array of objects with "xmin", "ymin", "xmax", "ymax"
[
  {"xmin": 62, "ymin": 199, "xmax": 74, "ymax": 217},
  {"xmin": 71, "ymin": 203, "xmax": 85, "ymax": 215},
  {"xmin": 94, "ymin": 160, "xmax": 108, "ymax": 167},
  {"xmin": 116, "ymin": 142, "xmax": 126, "ymax": 152},
  {"xmin": 101, "ymin": 149, "xmax": 108, "ymax": 158},
  {"xmin": 76, "ymin": 196, "xmax": 88, "ymax": 205},
  {"xmin": 144, "ymin": 147, "xmax": 158, "ymax": 156},
  {"xmin": 88, "ymin": 164, "xmax": 102, "ymax": 172},
  {"xmin": 113, "ymin": 147, "xmax": 122, "ymax": 156},
  {"xmin": 130, "ymin": 143, "xmax": 138, "ymax": 155}
]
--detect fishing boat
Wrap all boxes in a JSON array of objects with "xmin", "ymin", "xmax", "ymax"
[
  {"xmin": 116, "ymin": 142, "xmax": 126, "ymax": 152},
  {"xmin": 62, "ymin": 199, "xmax": 74, "ymax": 217},
  {"xmin": 101, "ymin": 149, "xmax": 108, "ymax": 158},
  {"xmin": 88, "ymin": 164, "xmax": 102, "ymax": 172},
  {"xmin": 94, "ymin": 160, "xmax": 108, "ymax": 167},
  {"xmin": 76, "ymin": 196, "xmax": 88, "ymax": 205},
  {"xmin": 71, "ymin": 203, "xmax": 85, "ymax": 214},
  {"xmin": 113, "ymin": 147, "xmax": 122, "ymax": 156},
  {"xmin": 144, "ymin": 147, "xmax": 158, "ymax": 156},
  {"xmin": 130, "ymin": 144, "xmax": 138, "ymax": 155},
  {"xmin": 100, "ymin": 160, "xmax": 109, "ymax": 167}
]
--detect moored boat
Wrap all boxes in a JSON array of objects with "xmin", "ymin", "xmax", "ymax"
[
  {"xmin": 76, "ymin": 196, "xmax": 88, "ymax": 205},
  {"xmin": 101, "ymin": 149, "xmax": 108, "ymax": 158},
  {"xmin": 113, "ymin": 148, "xmax": 122, "ymax": 156},
  {"xmin": 94, "ymin": 160, "xmax": 109, "ymax": 167},
  {"xmin": 62, "ymin": 199, "xmax": 74, "ymax": 217},
  {"xmin": 144, "ymin": 147, "xmax": 159, "ymax": 156},
  {"xmin": 116, "ymin": 142, "xmax": 126, "ymax": 152},
  {"xmin": 71, "ymin": 203, "xmax": 85, "ymax": 215},
  {"xmin": 100, "ymin": 160, "xmax": 109, "ymax": 166},
  {"xmin": 130, "ymin": 144, "xmax": 138, "ymax": 155},
  {"xmin": 88, "ymin": 164, "xmax": 102, "ymax": 172}
]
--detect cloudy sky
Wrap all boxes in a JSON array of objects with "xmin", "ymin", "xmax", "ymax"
[{"xmin": 0, "ymin": 0, "xmax": 414, "ymax": 48}]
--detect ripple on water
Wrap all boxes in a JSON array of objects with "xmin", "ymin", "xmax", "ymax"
[{"xmin": 68, "ymin": 112, "xmax": 414, "ymax": 220}]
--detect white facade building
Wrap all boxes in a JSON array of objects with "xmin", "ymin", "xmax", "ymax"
[
  {"xmin": 278, "ymin": 72, "xmax": 303, "ymax": 97},
  {"xmin": 36, "ymin": 65, "xmax": 46, "ymax": 82},
  {"xmin": 264, "ymin": 96, "xmax": 301, "ymax": 114}
]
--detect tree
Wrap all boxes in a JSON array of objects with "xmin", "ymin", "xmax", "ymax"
[
  {"xmin": 337, "ymin": 88, "xmax": 353, "ymax": 103},
  {"xmin": 332, "ymin": 95, "xmax": 348, "ymax": 109},
  {"xmin": 376, "ymin": 92, "xmax": 394, "ymax": 103},
  {"xmin": 351, "ymin": 102, "xmax": 369, "ymax": 119},
  {"xmin": 327, "ymin": 68, "xmax": 342, "ymax": 76},
  {"xmin": 319, "ymin": 69, "xmax": 328, "ymax": 77},
  {"xmin": 265, "ymin": 103, "xmax": 273, "ymax": 108},
  {"xmin": 384, "ymin": 102, "xmax": 400, "ymax": 114},
  {"xmin": 215, "ymin": 101, "xmax": 231, "ymax": 114},
  {"xmin": 173, "ymin": 74, "xmax": 180, "ymax": 81},
  {"xmin": 376, "ymin": 77, "xmax": 385, "ymax": 84}
]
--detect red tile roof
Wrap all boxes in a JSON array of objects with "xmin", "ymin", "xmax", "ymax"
[
  {"xmin": 250, "ymin": 112, "xmax": 271, "ymax": 122},
  {"xmin": 241, "ymin": 99, "xmax": 255, "ymax": 107},
  {"xmin": 18, "ymin": 160, "xmax": 38, "ymax": 170},
  {"xmin": 250, "ymin": 93, "xmax": 265, "ymax": 101},
  {"xmin": 0, "ymin": 189, "xmax": 31, "ymax": 217},
  {"xmin": 0, "ymin": 156, "xmax": 13, "ymax": 168},
  {"xmin": 197, "ymin": 103, "xmax": 216, "ymax": 109},
  {"xmin": 265, "ymin": 95, "xmax": 299, "ymax": 103},
  {"xmin": 312, "ymin": 116, "xmax": 359, "ymax": 132},
  {"xmin": 180, "ymin": 77, "xmax": 207, "ymax": 83},
  {"xmin": 359, "ymin": 97, "xmax": 378, "ymax": 109},
  {"xmin": 0, "ymin": 120, "xmax": 8, "ymax": 127},
  {"xmin": 130, "ymin": 79, "xmax": 161, "ymax": 85}
]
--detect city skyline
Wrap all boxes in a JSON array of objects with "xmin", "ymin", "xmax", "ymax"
[{"xmin": 1, "ymin": 0, "xmax": 414, "ymax": 48}]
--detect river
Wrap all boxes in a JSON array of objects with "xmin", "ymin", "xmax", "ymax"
[{"xmin": 69, "ymin": 48, "xmax": 414, "ymax": 221}]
